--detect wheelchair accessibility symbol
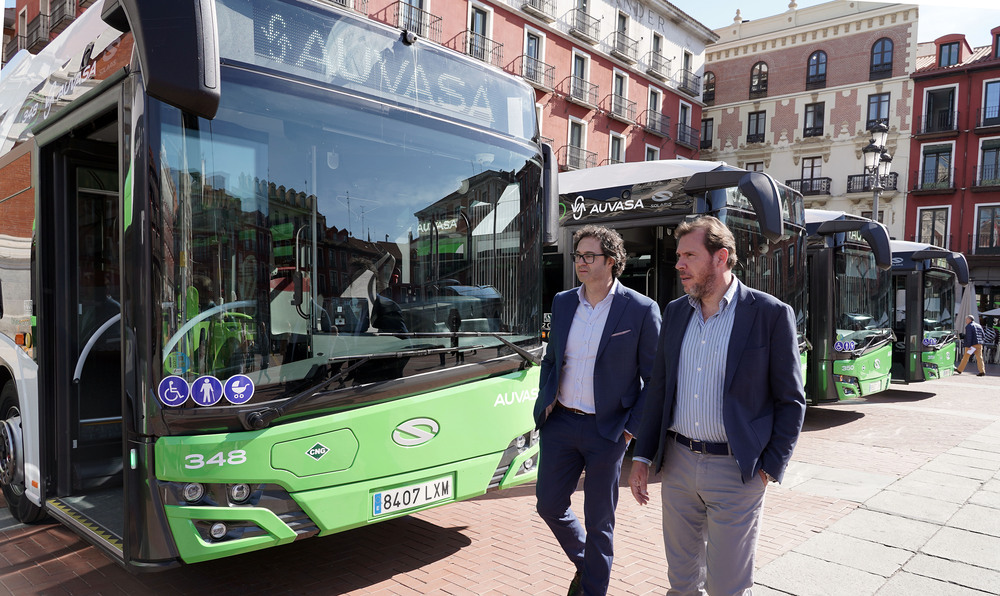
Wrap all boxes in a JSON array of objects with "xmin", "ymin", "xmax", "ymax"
[{"xmin": 158, "ymin": 376, "xmax": 190, "ymax": 407}]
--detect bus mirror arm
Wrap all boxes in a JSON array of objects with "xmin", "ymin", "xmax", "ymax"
[
  {"xmin": 541, "ymin": 143, "xmax": 559, "ymax": 246},
  {"xmin": 737, "ymin": 172, "xmax": 784, "ymax": 243}
]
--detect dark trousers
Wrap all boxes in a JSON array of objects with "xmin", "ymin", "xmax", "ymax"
[{"xmin": 536, "ymin": 407, "xmax": 628, "ymax": 596}]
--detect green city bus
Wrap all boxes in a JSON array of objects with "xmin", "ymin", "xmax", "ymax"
[
  {"xmin": 804, "ymin": 210, "xmax": 892, "ymax": 403},
  {"xmin": 0, "ymin": 0, "xmax": 553, "ymax": 569},
  {"xmin": 889, "ymin": 240, "xmax": 969, "ymax": 382}
]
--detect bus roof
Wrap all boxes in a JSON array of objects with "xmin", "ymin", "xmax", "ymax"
[
  {"xmin": 889, "ymin": 239, "xmax": 970, "ymax": 284},
  {"xmin": 559, "ymin": 160, "xmax": 726, "ymax": 194}
]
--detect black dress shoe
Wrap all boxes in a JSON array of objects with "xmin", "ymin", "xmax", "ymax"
[
  {"xmin": 978, "ymin": 372, "xmax": 986, "ymax": 376},
  {"xmin": 955, "ymin": 370, "xmax": 962, "ymax": 374},
  {"xmin": 567, "ymin": 570, "xmax": 583, "ymax": 596}
]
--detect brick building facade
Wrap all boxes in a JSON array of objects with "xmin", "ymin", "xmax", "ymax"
[{"xmin": 700, "ymin": 1, "xmax": 918, "ymax": 239}]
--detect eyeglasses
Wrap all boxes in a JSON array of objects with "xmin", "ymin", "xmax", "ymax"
[{"xmin": 571, "ymin": 252, "xmax": 607, "ymax": 264}]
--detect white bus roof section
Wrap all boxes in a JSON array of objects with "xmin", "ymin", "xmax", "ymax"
[
  {"xmin": 804, "ymin": 209, "xmax": 847, "ymax": 224},
  {"xmin": 890, "ymin": 239, "xmax": 942, "ymax": 252},
  {"xmin": 559, "ymin": 160, "xmax": 726, "ymax": 195}
]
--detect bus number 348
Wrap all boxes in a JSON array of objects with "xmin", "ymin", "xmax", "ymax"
[{"xmin": 184, "ymin": 450, "xmax": 248, "ymax": 469}]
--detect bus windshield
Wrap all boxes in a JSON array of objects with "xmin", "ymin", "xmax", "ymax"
[
  {"xmin": 923, "ymin": 271, "xmax": 957, "ymax": 341},
  {"xmin": 835, "ymin": 246, "xmax": 892, "ymax": 348},
  {"xmin": 153, "ymin": 70, "xmax": 541, "ymax": 405}
]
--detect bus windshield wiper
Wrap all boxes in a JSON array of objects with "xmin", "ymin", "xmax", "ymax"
[
  {"xmin": 847, "ymin": 329, "xmax": 893, "ymax": 356},
  {"xmin": 371, "ymin": 331, "xmax": 540, "ymax": 367},
  {"xmin": 241, "ymin": 342, "xmax": 491, "ymax": 431}
]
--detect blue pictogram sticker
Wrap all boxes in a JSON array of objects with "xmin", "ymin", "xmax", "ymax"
[
  {"xmin": 165, "ymin": 351, "xmax": 191, "ymax": 375},
  {"xmin": 834, "ymin": 340, "xmax": 856, "ymax": 352},
  {"xmin": 158, "ymin": 376, "xmax": 190, "ymax": 407},
  {"xmin": 192, "ymin": 376, "xmax": 224, "ymax": 407},
  {"xmin": 224, "ymin": 374, "xmax": 255, "ymax": 405},
  {"xmin": 922, "ymin": 337, "xmax": 938, "ymax": 346}
]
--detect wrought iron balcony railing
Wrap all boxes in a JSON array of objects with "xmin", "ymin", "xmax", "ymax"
[
  {"xmin": 916, "ymin": 111, "xmax": 958, "ymax": 135},
  {"xmin": 785, "ymin": 177, "xmax": 832, "ymax": 196},
  {"xmin": 641, "ymin": 111, "xmax": 670, "ymax": 138},
  {"xmin": 676, "ymin": 123, "xmax": 700, "ymax": 149},
  {"xmin": 846, "ymin": 173, "xmax": 899, "ymax": 193},
  {"xmin": 610, "ymin": 31, "xmax": 637, "ymax": 63},
  {"xmin": 569, "ymin": 9, "xmax": 599, "ymax": 44},
  {"xmin": 560, "ymin": 145, "xmax": 597, "ymax": 170},
  {"xmin": 518, "ymin": 55, "xmax": 555, "ymax": 90},
  {"xmin": 520, "ymin": 0, "xmax": 556, "ymax": 22},
  {"xmin": 608, "ymin": 94, "xmax": 636, "ymax": 123},
  {"xmin": 465, "ymin": 30, "xmax": 502, "ymax": 67},
  {"xmin": 643, "ymin": 51, "xmax": 670, "ymax": 81},
  {"xmin": 389, "ymin": 2, "xmax": 442, "ymax": 43},
  {"xmin": 3, "ymin": 35, "xmax": 25, "ymax": 65},
  {"xmin": 677, "ymin": 70, "xmax": 701, "ymax": 97},
  {"xmin": 50, "ymin": 0, "xmax": 77, "ymax": 34},
  {"xmin": 565, "ymin": 76, "xmax": 599, "ymax": 108},
  {"xmin": 912, "ymin": 169, "xmax": 954, "ymax": 191},
  {"xmin": 977, "ymin": 106, "xmax": 1000, "ymax": 129},
  {"xmin": 26, "ymin": 14, "xmax": 51, "ymax": 53},
  {"xmin": 746, "ymin": 132, "xmax": 766, "ymax": 144},
  {"xmin": 974, "ymin": 164, "xmax": 1000, "ymax": 188}
]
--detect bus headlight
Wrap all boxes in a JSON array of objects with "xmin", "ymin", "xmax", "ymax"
[
  {"xmin": 209, "ymin": 522, "xmax": 228, "ymax": 540},
  {"xmin": 182, "ymin": 483, "xmax": 205, "ymax": 503},
  {"xmin": 515, "ymin": 435, "xmax": 527, "ymax": 450}
]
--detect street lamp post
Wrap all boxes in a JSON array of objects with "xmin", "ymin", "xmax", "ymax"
[{"xmin": 862, "ymin": 122, "xmax": 893, "ymax": 223}]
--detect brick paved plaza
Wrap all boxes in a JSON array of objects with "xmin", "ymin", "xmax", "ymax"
[{"xmin": 1, "ymin": 368, "xmax": 998, "ymax": 595}]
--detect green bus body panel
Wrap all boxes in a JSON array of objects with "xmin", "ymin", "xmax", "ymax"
[
  {"xmin": 831, "ymin": 344, "xmax": 892, "ymax": 399},
  {"xmin": 155, "ymin": 367, "xmax": 539, "ymax": 562},
  {"xmin": 922, "ymin": 341, "xmax": 957, "ymax": 380}
]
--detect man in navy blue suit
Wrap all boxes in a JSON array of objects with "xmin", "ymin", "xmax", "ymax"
[
  {"xmin": 629, "ymin": 216, "xmax": 805, "ymax": 596},
  {"xmin": 534, "ymin": 225, "xmax": 661, "ymax": 596}
]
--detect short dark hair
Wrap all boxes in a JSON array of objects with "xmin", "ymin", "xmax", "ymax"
[
  {"xmin": 573, "ymin": 225, "xmax": 626, "ymax": 277},
  {"xmin": 674, "ymin": 216, "xmax": 738, "ymax": 269}
]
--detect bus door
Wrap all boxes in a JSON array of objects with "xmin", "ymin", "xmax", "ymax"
[
  {"xmin": 36, "ymin": 105, "xmax": 126, "ymax": 557},
  {"xmin": 891, "ymin": 271, "xmax": 924, "ymax": 383}
]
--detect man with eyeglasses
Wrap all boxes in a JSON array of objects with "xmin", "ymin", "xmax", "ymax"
[{"xmin": 534, "ymin": 225, "xmax": 661, "ymax": 596}]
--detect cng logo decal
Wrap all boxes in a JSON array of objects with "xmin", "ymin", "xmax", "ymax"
[
  {"xmin": 306, "ymin": 442, "xmax": 330, "ymax": 461},
  {"xmin": 392, "ymin": 418, "xmax": 440, "ymax": 447}
]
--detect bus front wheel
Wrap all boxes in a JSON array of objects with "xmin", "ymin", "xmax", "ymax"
[{"xmin": 0, "ymin": 383, "xmax": 46, "ymax": 523}]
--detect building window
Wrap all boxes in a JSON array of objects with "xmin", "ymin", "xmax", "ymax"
[
  {"xmin": 983, "ymin": 81, "xmax": 1000, "ymax": 127},
  {"xmin": 645, "ymin": 145, "xmax": 659, "ymax": 161},
  {"xmin": 871, "ymin": 38, "xmax": 893, "ymax": 80},
  {"xmin": 806, "ymin": 51, "xmax": 827, "ymax": 89},
  {"xmin": 918, "ymin": 207, "xmax": 949, "ymax": 247},
  {"xmin": 745, "ymin": 162, "xmax": 764, "ymax": 172},
  {"xmin": 924, "ymin": 87, "xmax": 956, "ymax": 133},
  {"xmin": 747, "ymin": 110, "xmax": 766, "ymax": 144},
  {"xmin": 804, "ymin": 102, "xmax": 825, "ymax": 137},
  {"xmin": 609, "ymin": 133, "xmax": 625, "ymax": 165},
  {"xmin": 861, "ymin": 210, "xmax": 885, "ymax": 224},
  {"xmin": 939, "ymin": 41, "xmax": 960, "ymax": 67},
  {"xmin": 703, "ymin": 72, "xmax": 715, "ymax": 103},
  {"xmin": 701, "ymin": 118, "xmax": 714, "ymax": 150},
  {"xmin": 749, "ymin": 62, "xmax": 768, "ymax": 98},
  {"xmin": 800, "ymin": 156, "xmax": 824, "ymax": 194},
  {"xmin": 867, "ymin": 93, "xmax": 890, "ymax": 129},
  {"xmin": 980, "ymin": 140, "xmax": 1000, "ymax": 185},
  {"xmin": 921, "ymin": 144, "xmax": 953, "ymax": 190},
  {"xmin": 976, "ymin": 205, "xmax": 1000, "ymax": 254}
]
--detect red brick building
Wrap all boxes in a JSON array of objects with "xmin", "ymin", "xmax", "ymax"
[{"xmin": 908, "ymin": 27, "xmax": 1000, "ymax": 309}]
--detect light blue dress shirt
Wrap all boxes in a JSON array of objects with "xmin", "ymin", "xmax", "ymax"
[
  {"xmin": 556, "ymin": 279, "xmax": 620, "ymax": 414},
  {"xmin": 668, "ymin": 276, "xmax": 740, "ymax": 443}
]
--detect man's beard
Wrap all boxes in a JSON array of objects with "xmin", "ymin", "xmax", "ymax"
[{"xmin": 685, "ymin": 268, "xmax": 720, "ymax": 300}]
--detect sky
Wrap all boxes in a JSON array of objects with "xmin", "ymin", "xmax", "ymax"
[
  {"xmin": 680, "ymin": 0, "xmax": 1000, "ymax": 47},
  {"xmin": 4, "ymin": 0, "xmax": 998, "ymax": 46}
]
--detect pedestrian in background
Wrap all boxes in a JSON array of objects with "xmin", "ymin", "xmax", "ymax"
[
  {"xmin": 956, "ymin": 314, "xmax": 987, "ymax": 376},
  {"xmin": 534, "ymin": 225, "xmax": 661, "ymax": 596},
  {"xmin": 629, "ymin": 216, "xmax": 805, "ymax": 596}
]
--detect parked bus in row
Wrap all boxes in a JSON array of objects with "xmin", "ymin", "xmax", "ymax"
[
  {"xmin": 0, "ymin": 0, "xmax": 557, "ymax": 569},
  {"xmin": 804, "ymin": 210, "xmax": 892, "ymax": 404},
  {"xmin": 889, "ymin": 241, "xmax": 969, "ymax": 383}
]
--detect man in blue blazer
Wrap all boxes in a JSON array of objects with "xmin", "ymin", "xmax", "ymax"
[
  {"xmin": 629, "ymin": 216, "xmax": 805, "ymax": 596},
  {"xmin": 535, "ymin": 225, "xmax": 661, "ymax": 596}
]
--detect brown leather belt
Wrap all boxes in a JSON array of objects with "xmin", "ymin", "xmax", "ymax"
[{"xmin": 556, "ymin": 401, "xmax": 594, "ymax": 416}]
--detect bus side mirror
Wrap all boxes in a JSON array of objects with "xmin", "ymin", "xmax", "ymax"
[
  {"xmin": 541, "ymin": 143, "xmax": 559, "ymax": 246},
  {"xmin": 737, "ymin": 172, "xmax": 784, "ymax": 243},
  {"xmin": 859, "ymin": 222, "xmax": 892, "ymax": 271},
  {"xmin": 102, "ymin": 0, "xmax": 220, "ymax": 120}
]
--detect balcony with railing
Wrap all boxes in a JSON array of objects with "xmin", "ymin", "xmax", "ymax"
[
  {"xmin": 700, "ymin": 137, "xmax": 713, "ymax": 150},
  {"xmin": 976, "ymin": 106, "xmax": 1000, "ymax": 130},
  {"xmin": 3, "ymin": 35, "xmax": 25, "ymax": 65},
  {"xmin": 846, "ymin": 173, "xmax": 899, "ymax": 193},
  {"xmin": 327, "ymin": 0, "xmax": 368, "ymax": 14},
  {"xmin": 569, "ymin": 9, "xmax": 599, "ymax": 45},
  {"xmin": 388, "ymin": 2, "xmax": 442, "ymax": 43},
  {"xmin": 641, "ymin": 111, "xmax": 670, "ymax": 138},
  {"xmin": 973, "ymin": 164, "xmax": 1000, "ymax": 189},
  {"xmin": 600, "ymin": 157, "xmax": 623, "ymax": 166},
  {"xmin": 50, "ymin": 0, "xmax": 77, "ymax": 34},
  {"xmin": 609, "ymin": 31, "xmax": 637, "ymax": 64},
  {"xmin": 25, "ymin": 13, "xmax": 51, "ymax": 53},
  {"xmin": 676, "ymin": 123, "xmax": 700, "ymax": 149},
  {"xmin": 785, "ymin": 177, "xmax": 832, "ymax": 196},
  {"xmin": 803, "ymin": 125, "xmax": 825, "ymax": 138},
  {"xmin": 520, "ymin": 0, "xmax": 556, "ymax": 22},
  {"xmin": 915, "ymin": 111, "xmax": 959, "ymax": 136},
  {"xmin": 464, "ymin": 30, "xmax": 502, "ymax": 67},
  {"xmin": 564, "ymin": 76, "xmax": 599, "ymax": 108},
  {"xmin": 643, "ymin": 51, "xmax": 670, "ymax": 81},
  {"xmin": 517, "ymin": 55, "xmax": 554, "ymax": 91},
  {"xmin": 972, "ymin": 232, "xmax": 1000, "ymax": 256},
  {"xmin": 912, "ymin": 169, "xmax": 954, "ymax": 192},
  {"xmin": 559, "ymin": 145, "xmax": 597, "ymax": 170},
  {"xmin": 677, "ymin": 70, "xmax": 701, "ymax": 97},
  {"xmin": 746, "ymin": 132, "xmax": 766, "ymax": 145},
  {"xmin": 607, "ymin": 94, "xmax": 636, "ymax": 123}
]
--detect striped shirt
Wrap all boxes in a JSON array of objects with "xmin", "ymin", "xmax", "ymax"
[
  {"xmin": 556, "ymin": 279, "xmax": 620, "ymax": 414},
  {"xmin": 668, "ymin": 276, "xmax": 740, "ymax": 443}
]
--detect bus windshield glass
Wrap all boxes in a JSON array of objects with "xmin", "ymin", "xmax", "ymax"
[
  {"xmin": 835, "ymin": 246, "xmax": 892, "ymax": 348},
  {"xmin": 923, "ymin": 271, "xmax": 957, "ymax": 341},
  {"xmin": 153, "ymin": 68, "xmax": 541, "ymax": 404}
]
